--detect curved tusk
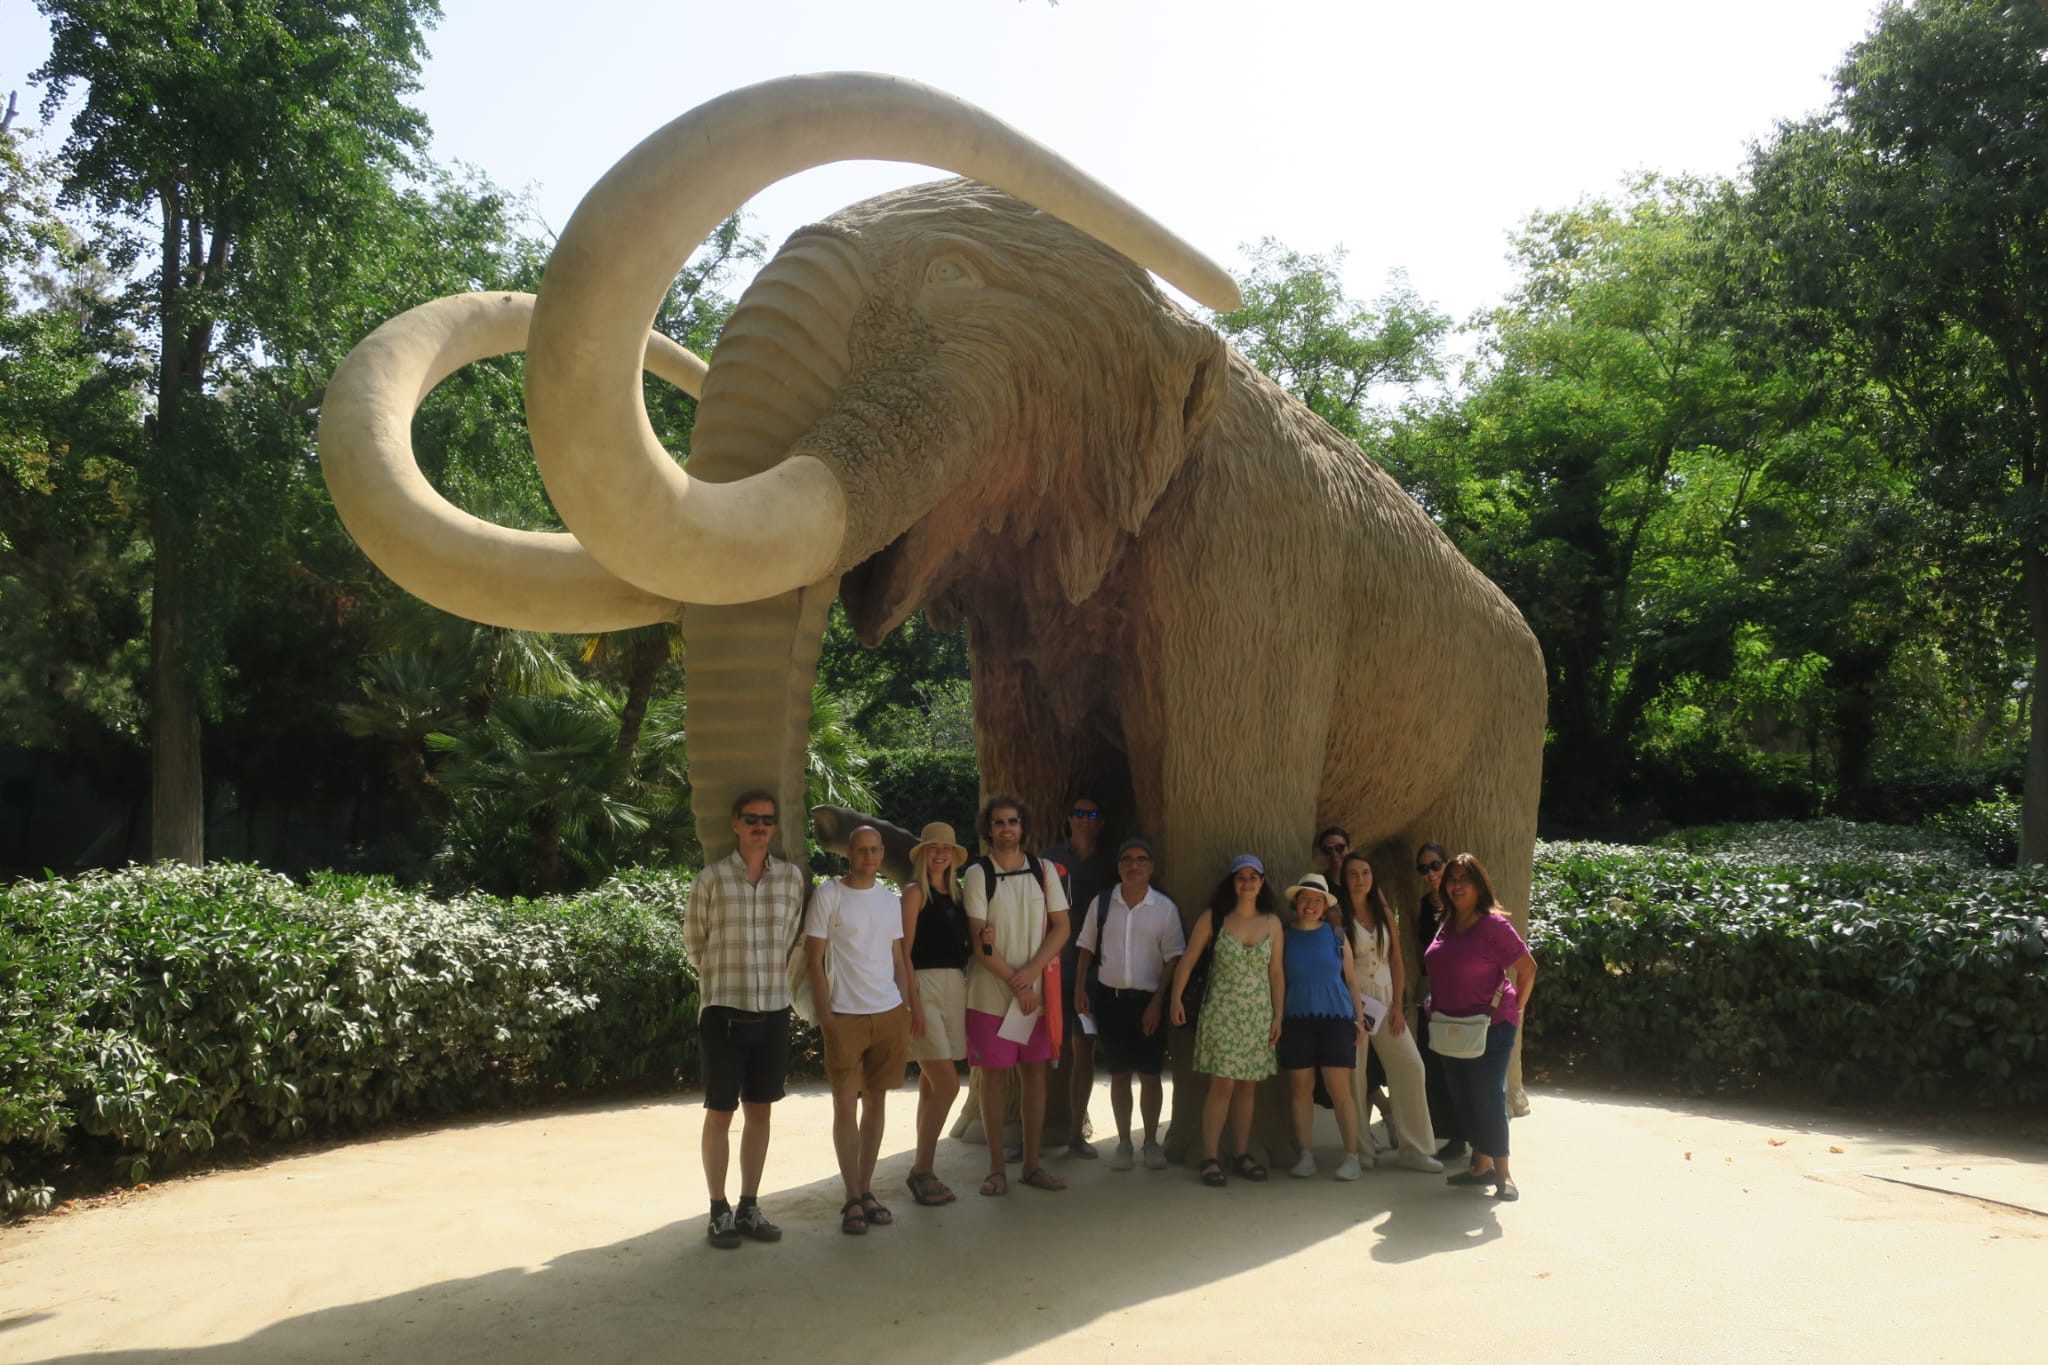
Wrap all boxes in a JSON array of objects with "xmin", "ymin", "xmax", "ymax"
[
  {"xmin": 526, "ymin": 71, "xmax": 1240, "ymax": 606},
  {"xmin": 319, "ymin": 290, "xmax": 700, "ymax": 632}
]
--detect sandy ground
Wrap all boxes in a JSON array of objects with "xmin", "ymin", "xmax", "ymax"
[{"xmin": 1, "ymin": 1081, "xmax": 2043, "ymax": 1364}]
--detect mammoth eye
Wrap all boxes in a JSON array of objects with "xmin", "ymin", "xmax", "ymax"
[{"xmin": 924, "ymin": 255, "xmax": 982, "ymax": 288}]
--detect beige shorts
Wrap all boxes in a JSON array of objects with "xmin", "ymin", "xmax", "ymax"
[{"xmin": 909, "ymin": 967, "xmax": 967, "ymax": 1063}]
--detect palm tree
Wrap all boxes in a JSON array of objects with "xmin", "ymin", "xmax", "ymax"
[{"xmin": 428, "ymin": 681, "xmax": 648, "ymax": 893}]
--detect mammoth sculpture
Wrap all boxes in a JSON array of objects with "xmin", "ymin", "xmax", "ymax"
[{"xmin": 320, "ymin": 74, "xmax": 1546, "ymax": 1161}]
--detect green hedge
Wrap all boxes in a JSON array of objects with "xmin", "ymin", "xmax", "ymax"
[
  {"xmin": 1, "ymin": 863, "xmax": 701, "ymax": 1217},
  {"xmin": 863, "ymin": 747, "xmax": 981, "ymax": 835},
  {"xmin": 1528, "ymin": 823, "xmax": 2048, "ymax": 1105}
]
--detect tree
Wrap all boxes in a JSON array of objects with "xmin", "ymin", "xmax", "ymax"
[
  {"xmin": 1741, "ymin": 0, "xmax": 2048, "ymax": 858},
  {"xmin": 32, "ymin": 0, "xmax": 443, "ymax": 862},
  {"xmin": 1211, "ymin": 238, "xmax": 1450, "ymax": 444}
]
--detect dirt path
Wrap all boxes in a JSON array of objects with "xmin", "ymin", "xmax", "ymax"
[{"xmin": 1, "ymin": 1083, "xmax": 2041, "ymax": 1363}]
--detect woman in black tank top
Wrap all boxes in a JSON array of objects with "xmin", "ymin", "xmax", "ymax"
[{"xmin": 901, "ymin": 821, "xmax": 974, "ymax": 1206}]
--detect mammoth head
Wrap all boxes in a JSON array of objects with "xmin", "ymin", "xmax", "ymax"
[{"xmin": 319, "ymin": 73, "xmax": 1238, "ymax": 861}]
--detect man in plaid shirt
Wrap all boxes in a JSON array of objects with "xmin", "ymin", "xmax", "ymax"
[{"xmin": 684, "ymin": 788, "xmax": 807, "ymax": 1249}]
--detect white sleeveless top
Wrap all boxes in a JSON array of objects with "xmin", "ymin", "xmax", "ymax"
[{"xmin": 1349, "ymin": 918, "xmax": 1394, "ymax": 997}]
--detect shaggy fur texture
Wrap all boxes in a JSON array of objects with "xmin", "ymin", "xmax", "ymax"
[{"xmin": 686, "ymin": 181, "xmax": 1546, "ymax": 1150}]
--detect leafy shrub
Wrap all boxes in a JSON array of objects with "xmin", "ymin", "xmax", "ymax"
[
  {"xmin": 863, "ymin": 748, "xmax": 980, "ymax": 836},
  {"xmin": 1927, "ymin": 795, "xmax": 2021, "ymax": 868},
  {"xmin": 1528, "ymin": 825, "xmax": 2048, "ymax": 1106},
  {"xmin": 1839, "ymin": 756, "xmax": 2022, "ymax": 826},
  {"xmin": 0, "ymin": 862, "xmax": 701, "ymax": 1217}
]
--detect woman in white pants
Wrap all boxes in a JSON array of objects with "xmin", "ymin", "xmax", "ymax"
[{"xmin": 1337, "ymin": 853, "xmax": 1442, "ymax": 1172}]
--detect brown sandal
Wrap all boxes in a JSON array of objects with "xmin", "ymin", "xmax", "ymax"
[
  {"xmin": 858, "ymin": 1192, "xmax": 894, "ymax": 1226},
  {"xmin": 1200, "ymin": 1157, "xmax": 1227, "ymax": 1187},
  {"xmin": 839, "ymin": 1198, "xmax": 868, "ymax": 1234},
  {"xmin": 907, "ymin": 1170, "xmax": 955, "ymax": 1206},
  {"xmin": 979, "ymin": 1171, "xmax": 1008, "ymax": 1197},
  {"xmin": 1019, "ymin": 1166, "xmax": 1067, "ymax": 1192}
]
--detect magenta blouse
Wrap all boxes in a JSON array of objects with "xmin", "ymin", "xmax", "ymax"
[{"xmin": 1424, "ymin": 911, "xmax": 1530, "ymax": 1025}]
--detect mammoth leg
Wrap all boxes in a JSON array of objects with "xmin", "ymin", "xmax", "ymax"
[{"xmin": 1135, "ymin": 686, "xmax": 1331, "ymax": 1171}]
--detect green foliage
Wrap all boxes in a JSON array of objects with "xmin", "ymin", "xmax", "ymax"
[
  {"xmin": 1528, "ymin": 826, "xmax": 2048, "ymax": 1103},
  {"xmin": 1211, "ymin": 239, "xmax": 1450, "ymax": 444},
  {"xmin": 1738, "ymin": 0, "xmax": 2048, "ymax": 859},
  {"xmin": 1928, "ymin": 795, "xmax": 2022, "ymax": 869},
  {"xmin": 0, "ymin": 861, "xmax": 700, "ymax": 1217},
  {"xmin": 861, "ymin": 748, "xmax": 981, "ymax": 836}
]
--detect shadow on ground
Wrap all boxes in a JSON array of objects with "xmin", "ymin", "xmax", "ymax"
[{"xmin": 24, "ymin": 1113, "xmax": 1495, "ymax": 1364}]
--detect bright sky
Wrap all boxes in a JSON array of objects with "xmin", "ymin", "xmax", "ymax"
[{"xmin": 4, "ymin": 0, "xmax": 1882, "ymax": 323}]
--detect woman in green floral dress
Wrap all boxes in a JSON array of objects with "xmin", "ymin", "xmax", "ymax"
[{"xmin": 1171, "ymin": 854, "xmax": 1285, "ymax": 1185}]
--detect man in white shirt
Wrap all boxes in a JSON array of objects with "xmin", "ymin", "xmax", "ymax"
[
  {"xmin": 962, "ymin": 795, "xmax": 1071, "ymax": 1196},
  {"xmin": 1075, "ymin": 838, "xmax": 1185, "ymax": 1171},
  {"xmin": 806, "ymin": 825, "xmax": 921, "ymax": 1235}
]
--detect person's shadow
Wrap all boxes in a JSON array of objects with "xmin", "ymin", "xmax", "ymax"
[{"xmin": 17, "ymin": 1091, "xmax": 1501, "ymax": 1365}]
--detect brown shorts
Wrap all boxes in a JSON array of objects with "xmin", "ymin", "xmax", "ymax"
[{"xmin": 822, "ymin": 1005, "xmax": 912, "ymax": 1094}]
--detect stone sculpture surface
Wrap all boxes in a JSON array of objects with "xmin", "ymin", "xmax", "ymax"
[{"xmin": 320, "ymin": 73, "xmax": 1547, "ymax": 1160}]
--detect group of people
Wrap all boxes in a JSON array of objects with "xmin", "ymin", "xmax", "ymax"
[{"xmin": 680, "ymin": 789, "xmax": 1536, "ymax": 1246}]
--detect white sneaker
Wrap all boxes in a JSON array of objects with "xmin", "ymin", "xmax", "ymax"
[
  {"xmin": 1396, "ymin": 1148, "xmax": 1444, "ymax": 1173},
  {"xmin": 1355, "ymin": 1147, "xmax": 1377, "ymax": 1170},
  {"xmin": 1142, "ymin": 1139, "xmax": 1167, "ymax": 1170},
  {"xmin": 1334, "ymin": 1152, "xmax": 1362, "ymax": 1181},
  {"xmin": 1290, "ymin": 1151, "xmax": 1318, "ymax": 1179},
  {"xmin": 1110, "ymin": 1139, "xmax": 1135, "ymax": 1171}
]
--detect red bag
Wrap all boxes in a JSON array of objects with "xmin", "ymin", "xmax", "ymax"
[{"xmin": 1042, "ymin": 954, "xmax": 1064, "ymax": 1055}]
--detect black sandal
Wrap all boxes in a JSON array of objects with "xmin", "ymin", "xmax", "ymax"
[
  {"xmin": 1232, "ymin": 1153, "xmax": 1268, "ymax": 1182},
  {"xmin": 1200, "ymin": 1157, "xmax": 1227, "ymax": 1187},
  {"xmin": 839, "ymin": 1198, "xmax": 868, "ymax": 1234}
]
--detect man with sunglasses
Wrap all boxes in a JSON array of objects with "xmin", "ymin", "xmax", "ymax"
[
  {"xmin": 1043, "ymin": 795, "xmax": 1116, "ymax": 1158},
  {"xmin": 683, "ymin": 789, "xmax": 808, "ymax": 1248}
]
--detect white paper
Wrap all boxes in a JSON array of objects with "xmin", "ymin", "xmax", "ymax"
[
  {"xmin": 1077, "ymin": 1011, "xmax": 1099, "ymax": 1036},
  {"xmin": 997, "ymin": 998, "xmax": 1041, "ymax": 1044},
  {"xmin": 1359, "ymin": 993, "xmax": 1389, "ymax": 1035}
]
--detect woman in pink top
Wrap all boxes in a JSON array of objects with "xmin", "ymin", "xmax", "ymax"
[{"xmin": 1422, "ymin": 853, "xmax": 1537, "ymax": 1201}]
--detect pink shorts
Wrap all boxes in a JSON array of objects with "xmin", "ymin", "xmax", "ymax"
[{"xmin": 965, "ymin": 1008, "xmax": 1055, "ymax": 1069}]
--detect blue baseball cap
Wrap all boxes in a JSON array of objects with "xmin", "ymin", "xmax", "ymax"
[{"xmin": 1228, "ymin": 853, "xmax": 1264, "ymax": 876}]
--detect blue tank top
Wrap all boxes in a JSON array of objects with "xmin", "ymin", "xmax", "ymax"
[{"xmin": 1282, "ymin": 923, "xmax": 1353, "ymax": 1019}]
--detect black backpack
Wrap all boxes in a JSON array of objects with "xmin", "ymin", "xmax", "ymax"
[{"xmin": 966, "ymin": 852, "xmax": 1052, "ymax": 917}]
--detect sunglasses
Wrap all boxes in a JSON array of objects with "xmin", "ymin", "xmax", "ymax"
[
  {"xmin": 1417, "ymin": 859, "xmax": 1444, "ymax": 874},
  {"xmin": 739, "ymin": 812, "xmax": 778, "ymax": 827},
  {"xmin": 1320, "ymin": 842, "xmax": 1347, "ymax": 856},
  {"xmin": 991, "ymin": 816, "xmax": 1022, "ymax": 827},
  {"xmin": 1071, "ymin": 808, "xmax": 1103, "ymax": 821}
]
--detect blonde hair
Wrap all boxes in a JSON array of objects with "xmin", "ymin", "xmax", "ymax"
[{"xmin": 915, "ymin": 843, "xmax": 959, "ymax": 901}]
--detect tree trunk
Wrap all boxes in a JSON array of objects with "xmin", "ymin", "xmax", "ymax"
[
  {"xmin": 149, "ymin": 524, "xmax": 205, "ymax": 864},
  {"xmin": 2022, "ymin": 541, "xmax": 2048, "ymax": 865}
]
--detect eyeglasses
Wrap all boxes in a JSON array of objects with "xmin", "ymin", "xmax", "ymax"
[
  {"xmin": 1071, "ymin": 808, "xmax": 1102, "ymax": 821},
  {"xmin": 1417, "ymin": 859, "xmax": 1444, "ymax": 874},
  {"xmin": 739, "ymin": 812, "xmax": 778, "ymax": 828},
  {"xmin": 1320, "ymin": 842, "xmax": 1347, "ymax": 856}
]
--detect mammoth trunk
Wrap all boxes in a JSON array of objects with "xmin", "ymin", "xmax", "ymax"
[{"xmin": 681, "ymin": 234, "xmax": 864, "ymax": 865}]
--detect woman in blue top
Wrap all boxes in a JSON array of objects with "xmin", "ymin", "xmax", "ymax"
[{"xmin": 1278, "ymin": 872, "xmax": 1366, "ymax": 1180}]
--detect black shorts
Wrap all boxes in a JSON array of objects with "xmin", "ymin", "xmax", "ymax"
[
  {"xmin": 1278, "ymin": 1015, "xmax": 1357, "ymax": 1072},
  {"xmin": 1094, "ymin": 987, "xmax": 1169, "ymax": 1077},
  {"xmin": 701, "ymin": 1005, "xmax": 790, "ymax": 1111}
]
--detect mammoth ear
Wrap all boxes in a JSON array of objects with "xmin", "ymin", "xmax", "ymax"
[{"xmin": 1053, "ymin": 309, "xmax": 1228, "ymax": 605}]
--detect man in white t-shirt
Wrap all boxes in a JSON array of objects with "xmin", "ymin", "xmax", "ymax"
[
  {"xmin": 962, "ymin": 795, "xmax": 1070, "ymax": 1196},
  {"xmin": 806, "ymin": 825, "xmax": 922, "ymax": 1235}
]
